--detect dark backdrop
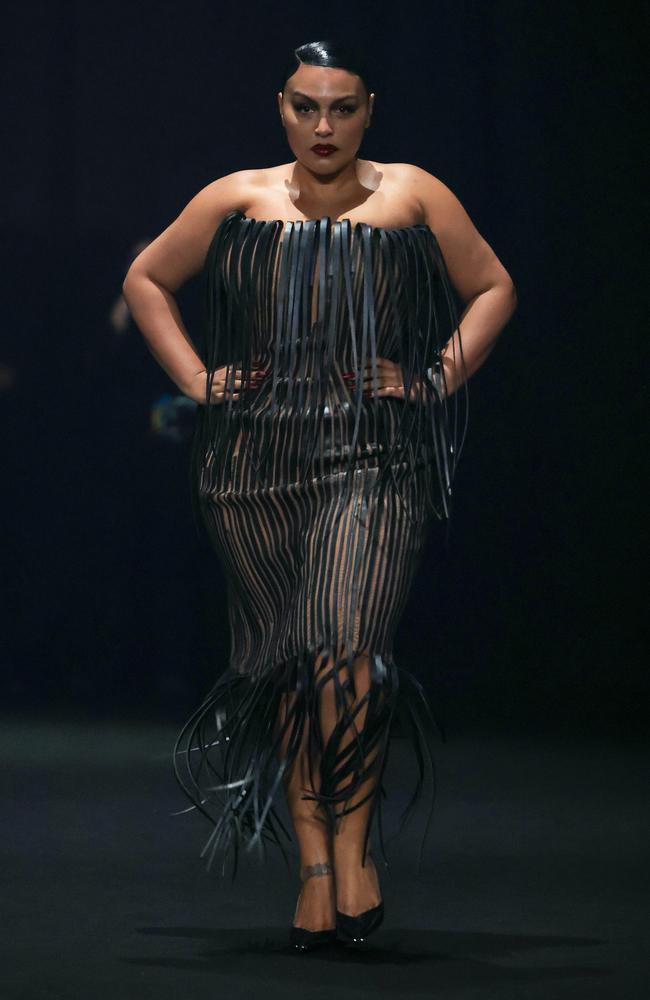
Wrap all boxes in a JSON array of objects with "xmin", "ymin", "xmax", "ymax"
[{"xmin": 2, "ymin": 0, "xmax": 645, "ymax": 736}]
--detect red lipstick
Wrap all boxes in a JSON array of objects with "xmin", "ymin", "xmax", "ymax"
[{"xmin": 311, "ymin": 144, "xmax": 338, "ymax": 157}]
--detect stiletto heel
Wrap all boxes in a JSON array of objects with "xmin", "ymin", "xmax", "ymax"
[
  {"xmin": 336, "ymin": 853, "xmax": 384, "ymax": 946},
  {"xmin": 289, "ymin": 860, "xmax": 337, "ymax": 952}
]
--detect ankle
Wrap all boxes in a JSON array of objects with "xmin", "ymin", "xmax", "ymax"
[
  {"xmin": 300, "ymin": 859, "xmax": 334, "ymax": 880},
  {"xmin": 333, "ymin": 847, "xmax": 375, "ymax": 871}
]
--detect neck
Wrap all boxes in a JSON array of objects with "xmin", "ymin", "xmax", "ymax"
[{"xmin": 286, "ymin": 158, "xmax": 374, "ymax": 206}]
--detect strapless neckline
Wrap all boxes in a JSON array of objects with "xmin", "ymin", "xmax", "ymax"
[{"xmin": 234, "ymin": 209, "xmax": 436, "ymax": 238}]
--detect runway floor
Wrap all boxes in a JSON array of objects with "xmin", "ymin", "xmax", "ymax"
[{"xmin": 3, "ymin": 715, "xmax": 648, "ymax": 1000}]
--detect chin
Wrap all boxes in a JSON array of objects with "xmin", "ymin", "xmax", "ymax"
[{"xmin": 309, "ymin": 151, "xmax": 348, "ymax": 165}]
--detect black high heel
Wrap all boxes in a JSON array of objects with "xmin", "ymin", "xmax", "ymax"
[
  {"xmin": 289, "ymin": 860, "xmax": 337, "ymax": 952},
  {"xmin": 336, "ymin": 853, "xmax": 384, "ymax": 946}
]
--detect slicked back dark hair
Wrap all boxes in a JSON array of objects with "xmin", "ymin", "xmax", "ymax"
[{"xmin": 280, "ymin": 39, "xmax": 372, "ymax": 99}]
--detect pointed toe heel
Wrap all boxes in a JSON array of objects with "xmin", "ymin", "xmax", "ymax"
[
  {"xmin": 289, "ymin": 860, "xmax": 337, "ymax": 952},
  {"xmin": 336, "ymin": 899, "xmax": 384, "ymax": 946},
  {"xmin": 335, "ymin": 851, "xmax": 384, "ymax": 946},
  {"xmin": 289, "ymin": 925, "xmax": 338, "ymax": 951}
]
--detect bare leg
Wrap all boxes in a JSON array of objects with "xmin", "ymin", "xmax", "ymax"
[
  {"xmin": 319, "ymin": 647, "xmax": 383, "ymax": 916},
  {"xmin": 279, "ymin": 656, "xmax": 336, "ymax": 931}
]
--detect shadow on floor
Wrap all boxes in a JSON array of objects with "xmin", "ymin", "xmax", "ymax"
[{"xmin": 125, "ymin": 925, "xmax": 610, "ymax": 992}]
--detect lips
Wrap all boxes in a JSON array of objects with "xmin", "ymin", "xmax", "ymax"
[{"xmin": 311, "ymin": 144, "xmax": 338, "ymax": 155}]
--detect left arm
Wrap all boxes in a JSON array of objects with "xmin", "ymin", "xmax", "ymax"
[
  {"xmin": 359, "ymin": 165, "xmax": 517, "ymax": 402},
  {"xmin": 411, "ymin": 164, "xmax": 518, "ymax": 397}
]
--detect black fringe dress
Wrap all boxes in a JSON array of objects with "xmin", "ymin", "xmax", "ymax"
[{"xmin": 173, "ymin": 209, "xmax": 469, "ymax": 879}]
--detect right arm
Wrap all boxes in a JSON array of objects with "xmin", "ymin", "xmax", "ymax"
[{"xmin": 121, "ymin": 170, "xmax": 250, "ymax": 401}]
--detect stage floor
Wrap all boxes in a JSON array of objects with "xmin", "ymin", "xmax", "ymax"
[{"xmin": 3, "ymin": 716, "xmax": 648, "ymax": 1000}]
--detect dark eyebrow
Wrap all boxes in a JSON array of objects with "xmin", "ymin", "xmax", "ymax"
[{"xmin": 290, "ymin": 91, "xmax": 359, "ymax": 103}]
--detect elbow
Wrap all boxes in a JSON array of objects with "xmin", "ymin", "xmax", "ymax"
[
  {"xmin": 122, "ymin": 264, "xmax": 144, "ymax": 300},
  {"xmin": 510, "ymin": 281, "xmax": 518, "ymax": 311},
  {"xmin": 504, "ymin": 277, "xmax": 518, "ymax": 317},
  {"xmin": 121, "ymin": 267, "xmax": 134, "ymax": 296}
]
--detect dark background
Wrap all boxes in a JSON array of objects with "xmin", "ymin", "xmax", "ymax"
[{"xmin": 2, "ymin": 0, "xmax": 645, "ymax": 737}]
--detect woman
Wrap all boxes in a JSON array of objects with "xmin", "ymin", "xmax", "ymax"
[{"xmin": 122, "ymin": 39, "xmax": 517, "ymax": 950}]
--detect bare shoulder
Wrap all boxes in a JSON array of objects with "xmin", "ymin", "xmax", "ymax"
[
  {"xmin": 180, "ymin": 167, "xmax": 258, "ymax": 216},
  {"xmin": 391, "ymin": 163, "xmax": 516, "ymax": 302},
  {"xmin": 363, "ymin": 162, "xmax": 456, "ymax": 226},
  {"xmin": 381, "ymin": 163, "xmax": 465, "ymax": 228},
  {"xmin": 123, "ymin": 169, "xmax": 259, "ymax": 292},
  {"xmin": 238, "ymin": 163, "xmax": 303, "ymax": 215},
  {"xmin": 176, "ymin": 164, "xmax": 286, "ymax": 220}
]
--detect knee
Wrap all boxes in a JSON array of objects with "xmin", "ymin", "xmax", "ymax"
[{"xmin": 317, "ymin": 646, "xmax": 372, "ymax": 702}]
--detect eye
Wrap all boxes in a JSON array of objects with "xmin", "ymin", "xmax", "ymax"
[{"xmin": 292, "ymin": 103, "xmax": 357, "ymax": 116}]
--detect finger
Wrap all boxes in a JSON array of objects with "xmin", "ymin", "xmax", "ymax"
[
  {"xmin": 363, "ymin": 387, "xmax": 399, "ymax": 399},
  {"xmin": 211, "ymin": 377, "xmax": 248, "ymax": 392},
  {"xmin": 365, "ymin": 385, "xmax": 406, "ymax": 396},
  {"xmin": 361, "ymin": 378, "xmax": 404, "ymax": 392},
  {"xmin": 362, "ymin": 384, "xmax": 392, "ymax": 396},
  {"xmin": 364, "ymin": 369, "xmax": 400, "ymax": 386}
]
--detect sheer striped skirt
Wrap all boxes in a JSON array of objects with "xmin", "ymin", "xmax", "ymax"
[{"xmin": 173, "ymin": 398, "xmax": 443, "ymax": 878}]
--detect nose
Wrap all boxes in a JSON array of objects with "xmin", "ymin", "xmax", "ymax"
[{"xmin": 315, "ymin": 114, "xmax": 334, "ymax": 137}]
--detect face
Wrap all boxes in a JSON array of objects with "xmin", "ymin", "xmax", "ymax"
[{"xmin": 277, "ymin": 63, "xmax": 374, "ymax": 170}]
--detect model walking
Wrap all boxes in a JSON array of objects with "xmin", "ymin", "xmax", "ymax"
[{"xmin": 122, "ymin": 39, "xmax": 517, "ymax": 950}]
